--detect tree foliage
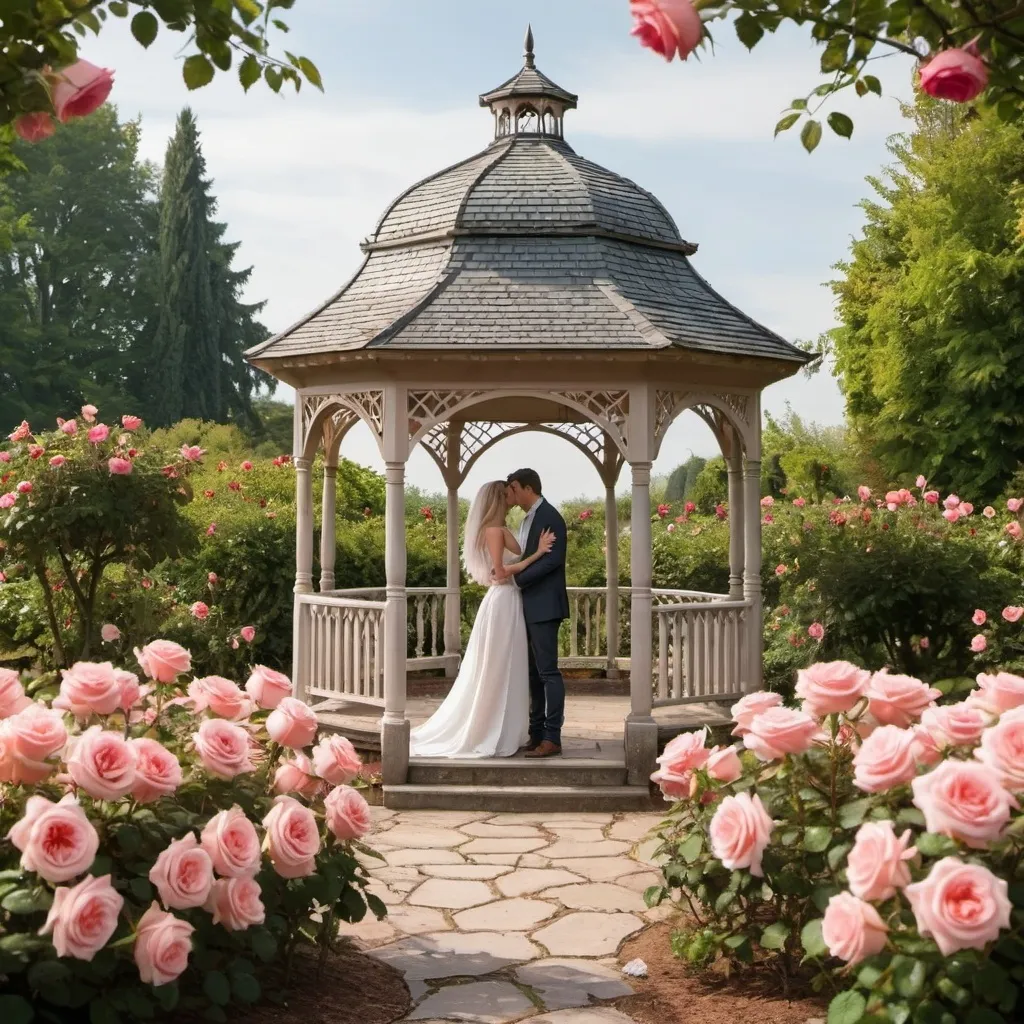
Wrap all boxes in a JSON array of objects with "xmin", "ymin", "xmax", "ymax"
[{"xmin": 823, "ymin": 99, "xmax": 1024, "ymax": 498}]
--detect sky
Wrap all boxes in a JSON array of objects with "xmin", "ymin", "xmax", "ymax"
[{"xmin": 86, "ymin": 0, "xmax": 916, "ymax": 503}]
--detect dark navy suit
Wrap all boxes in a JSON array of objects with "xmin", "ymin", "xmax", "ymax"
[{"xmin": 514, "ymin": 499, "xmax": 569, "ymax": 746}]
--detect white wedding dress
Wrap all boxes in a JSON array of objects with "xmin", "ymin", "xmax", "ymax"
[{"xmin": 408, "ymin": 553, "xmax": 529, "ymax": 758}]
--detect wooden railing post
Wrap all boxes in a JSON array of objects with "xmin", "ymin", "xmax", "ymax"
[
  {"xmin": 320, "ymin": 464, "xmax": 337, "ymax": 592},
  {"xmin": 743, "ymin": 456, "xmax": 763, "ymax": 692},
  {"xmin": 443, "ymin": 478, "xmax": 461, "ymax": 678},
  {"xmin": 292, "ymin": 455, "xmax": 314, "ymax": 699},
  {"xmin": 604, "ymin": 480, "xmax": 620, "ymax": 677}
]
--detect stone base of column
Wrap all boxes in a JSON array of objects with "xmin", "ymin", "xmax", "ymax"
[
  {"xmin": 381, "ymin": 718, "xmax": 411, "ymax": 786},
  {"xmin": 606, "ymin": 665, "xmax": 622, "ymax": 681},
  {"xmin": 624, "ymin": 716, "xmax": 659, "ymax": 786},
  {"xmin": 443, "ymin": 654, "xmax": 461, "ymax": 680}
]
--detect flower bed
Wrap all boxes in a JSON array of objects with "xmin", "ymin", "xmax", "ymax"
[
  {"xmin": 0, "ymin": 642, "xmax": 381, "ymax": 1023},
  {"xmin": 647, "ymin": 662, "xmax": 1024, "ymax": 1023}
]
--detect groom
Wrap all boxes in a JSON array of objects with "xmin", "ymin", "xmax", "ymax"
[{"xmin": 505, "ymin": 469, "xmax": 569, "ymax": 759}]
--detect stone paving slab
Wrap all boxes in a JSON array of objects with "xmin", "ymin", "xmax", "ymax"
[
  {"xmin": 515, "ymin": 959, "xmax": 634, "ymax": 1011},
  {"xmin": 530, "ymin": 1011, "xmax": 641, "ymax": 1024},
  {"xmin": 407, "ymin": 980, "xmax": 536, "ymax": 1023}
]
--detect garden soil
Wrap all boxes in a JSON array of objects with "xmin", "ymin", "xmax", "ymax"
[{"xmin": 612, "ymin": 922, "xmax": 826, "ymax": 1024}]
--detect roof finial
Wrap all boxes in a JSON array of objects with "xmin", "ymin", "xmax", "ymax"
[{"xmin": 524, "ymin": 24, "xmax": 535, "ymax": 68}]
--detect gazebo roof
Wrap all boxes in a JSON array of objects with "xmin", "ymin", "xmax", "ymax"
[{"xmin": 247, "ymin": 33, "xmax": 810, "ymax": 370}]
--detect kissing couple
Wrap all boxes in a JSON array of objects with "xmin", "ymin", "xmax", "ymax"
[{"xmin": 409, "ymin": 468, "xmax": 569, "ymax": 760}]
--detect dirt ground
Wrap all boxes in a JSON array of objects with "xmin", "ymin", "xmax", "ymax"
[{"xmin": 612, "ymin": 922, "xmax": 827, "ymax": 1024}]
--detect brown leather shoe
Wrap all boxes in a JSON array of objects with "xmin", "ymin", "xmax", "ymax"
[{"xmin": 524, "ymin": 740, "xmax": 562, "ymax": 759}]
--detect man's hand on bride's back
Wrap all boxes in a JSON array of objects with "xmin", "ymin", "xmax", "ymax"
[{"xmin": 537, "ymin": 528, "xmax": 556, "ymax": 555}]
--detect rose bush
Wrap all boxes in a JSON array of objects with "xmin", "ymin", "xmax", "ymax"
[
  {"xmin": 646, "ymin": 660, "xmax": 1024, "ymax": 1023},
  {"xmin": 0, "ymin": 642, "xmax": 381, "ymax": 1023}
]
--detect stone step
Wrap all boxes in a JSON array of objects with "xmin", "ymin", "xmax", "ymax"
[
  {"xmin": 382, "ymin": 783, "xmax": 655, "ymax": 813},
  {"xmin": 407, "ymin": 757, "xmax": 627, "ymax": 788}
]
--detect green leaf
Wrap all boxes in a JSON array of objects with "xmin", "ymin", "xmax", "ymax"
[
  {"xmin": 801, "ymin": 919, "xmax": 827, "ymax": 958},
  {"xmin": 896, "ymin": 808, "xmax": 926, "ymax": 827},
  {"xmin": 264, "ymin": 66, "xmax": 283, "ymax": 93},
  {"xmin": 152, "ymin": 982, "xmax": 179, "ymax": 1013},
  {"xmin": 915, "ymin": 832, "xmax": 957, "ymax": 858},
  {"xmin": 298, "ymin": 57, "xmax": 322, "ymax": 90},
  {"xmin": 734, "ymin": 14, "xmax": 764, "ymax": 50},
  {"xmin": 936, "ymin": 977, "xmax": 970, "ymax": 1007},
  {"xmin": 828, "ymin": 990, "xmax": 867, "ymax": 1024},
  {"xmin": 239, "ymin": 54, "xmax": 261, "ymax": 92},
  {"xmin": 863, "ymin": 74, "xmax": 882, "ymax": 95},
  {"xmin": 3, "ymin": 887, "xmax": 53, "ymax": 915},
  {"xmin": 678, "ymin": 832, "xmax": 703, "ymax": 863},
  {"xmin": 643, "ymin": 885, "xmax": 666, "ymax": 908},
  {"xmin": 130, "ymin": 11, "xmax": 158, "ymax": 47},
  {"xmin": 129, "ymin": 878, "xmax": 153, "ymax": 902},
  {"xmin": 760, "ymin": 922, "xmax": 790, "ymax": 951},
  {"xmin": 839, "ymin": 798, "xmax": 872, "ymax": 829},
  {"xmin": 116, "ymin": 824, "xmax": 141, "ymax": 854},
  {"xmin": 249, "ymin": 928, "xmax": 277, "ymax": 962},
  {"xmin": 90, "ymin": 999, "xmax": 121, "ymax": 1024},
  {"xmin": 0, "ymin": 995, "xmax": 35, "ymax": 1024},
  {"xmin": 895, "ymin": 957, "xmax": 927, "ymax": 999},
  {"xmin": 827, "ymin": 112, "xmax": 854, "ymax": 139},
  {"xmin": 801, "ymin": 120, "xmax": 823, "ymax": 154},
  {"xmin": 183, "ymin": 55, "xmax": 215, "ymax": 91},
  {"xmin": 109, "ymin": 1, "xmax": 129, "ymax": 14},
  {"xmin": 775, "ymin": 113, "xmax": 800, "ymax": 137},
  {"xmin": 231, "ymin": 972, "xmax": 260, "ymax": 1004},
  {"xmin": 27, "ymin": 959, "xmax": 72, "ymax": 989},
  {"xmin": 803, "ymin": 826, "xmax": 832, "ymax": 852},
  {"xmin": 965, "ymin": 1011, "xmax": 1006, "ymax": 1024},
  {"xmin": 203, "ymin": 970, "xmax": 231, "ymax": 1007}
]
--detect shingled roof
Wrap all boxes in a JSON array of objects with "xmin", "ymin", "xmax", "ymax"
[{"xmin": 247, "ymin": 35, "xmax": 810, "ymax": 367}]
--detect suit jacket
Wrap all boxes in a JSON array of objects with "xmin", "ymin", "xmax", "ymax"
[{"xmin": 514, "ymin": 498, "xmax": 570, "ymax": 625}]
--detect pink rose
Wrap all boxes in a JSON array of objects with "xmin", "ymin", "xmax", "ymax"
[
  {"xmin": 1002, "ymin": 606, "xmax": 1024, "ymax": 623},
  {"xmin": 730, "ymin": 691, "xmax": 783, "ymax": 736},
  {"xmin": 924, "ymin": 490, "xmax": 940, "ymax": 505},
  {"xmin": 135, "ymin": 639, "xmax": 191, "ymax": 683},
  {"xmin": 107, "ymin": 456, "xmax": 132, "ymax": 475},
  {"xmin": 200, "ymin": 806, "xmax": 261, "ymax": 878},
  {"xmin": 67, "ymin": 726, "xmax": 136, "ymax": 800},
  {"xmin": 49, "ymin": 454, "xmax": 66, "ymax": 468},
  {"xmin": 205, "ymin": 876, "xmax": 266, "ymax": 932},
  {"xmin": 240, "ymin": 625, "xmax": 256, "ymax": 643},
  {"xmin": 971, "ymin": 672, "xmax": 1024, "ymax": 714},
  {"xmin": 911, "ymin": 723, "xmax": 943, "ymax": 767},
  {"xmin": 241, "ymin": 460, "xmax": 254, "ymax": 471},
  {"xmin": 121, "ymin": 415, "xmax": 142, "ymax": 430},
  {"xmin": 7, "ymin": 794, "xmax": 99, "ymax": 882},
  {"xmin": 975, "ymin": 715, "xmax": 1024, "ymax": 792},
  {"xmin": 865, "ymin": 671, "xmax": 941, "ymax": 727},
  {"xmin": 190, "ymin": 601, "xmax": 209, "ymax": 620},
  {"xmin": 273, "ymin": 753, "xmax": 321, "ymax": 798},
  {"xmin": 742, "ymin": 706, "xmax": 819, "ymax": 761},
  {"xmin": 629, "ymin": 0, "xmax": 702, "ymax": 61},
  {"xmin": 131, "ymin": 738, "xmax": 182, "ymax": 803},
  {"xmin": 266, "ymin": 696, "xmax": 318, "ymax": 749},
  {"xmin": 0, "ymin": 492, "xmax": 16, "ymax": 509},
  {"xmin": 0, "ymin": 667, "xmax": 32, "ymax": 718},
  {"xmin": 52, "ymin": 60, "xmax": 115, "ymax": 122},
  {"xmin": 192, "ymin": 718, "xmax": 254, "ymax": 779},
  {"xmin": 324, "ymin": 784, "xmax": 372, "ymax": 840},
  {"xmin": 3, "ymin": 702, "xmax": 66, "ymax": 762},
  {"xmin": 919, "ymin": 703, "xmax": 987, "ymax": 749},
  {"xmin": 208, "ymin": 572, "xmax": 218, "ymax": 585},
  {"xmin": 245, "ymin": 665, "xmax": 292, "ymax": 709},
  {"xmin": 706, "ymin": 745, "xmax": 742, "ymax": 783},
  {"xmin": 708, "ymin": 792, "xmax": 774, "ymax": 876},
  {"xmin": 961, "ymin": 503, "xmax": 974, "ymax": 516},
  {"xmin": 87, "ymin": 424, "xmax": 109, "ymax": 444},
  {"xmin": 971, "ymin": 634, "xmax": 988, "ymax": 653},
  {"xmin": 912, "ymin": 761, "xmax": 1017, "ymax": 848},
  {"xmin": 1009, "ymin": 497, "xmax": 1023, "ymax": 513},
  {"xmin": 188, "ymin": 676, "xmax": 253, "ymax": 721},
  {"xmin": 919, "ymin": 47, "xmax": 989, "ymax": 104},
  {"xmin": 1006, "ymin": 521, "xmax": 1023, "ymax": 540},
  {"xmin": 54, "ymin": 661, "xmax": 122, "ymax": 716},
  {"xmin": 60, "ymin": 419, "xmax": 78, "ymax": 435},
  {"xmin": 311, "ymin": 734, "xmax": 362, "ymax": 786},
  {"xmin": 807, "ymin": 622, "xmax": 825, "ymax": 641},
  {"xmin": 846, "ymin": 821, "xmax": 916, "ymax": 901},
  {"xmin": 821, "ymin": 893, "xmax": 888, "ymax": 964},
  {"xmin": 262, "ymin": 795, "xmax": 320, "ymax": 879},
  {"xmin": 973, "ymin": 609, "xmax": 987, "ymax": 626},
  {"xmin": 114, "ymin": 669, "xmax": 140, "ymax": 711},
  {"xmin": 134, "ymin": 902, "xmax": 194, "ymax": 987},
  {"xmin": 853, "ymin": 725, "xmax": 917, "ymax": 792},
  {"xmin": 905, "ymin": 858, "xmax": 1010, "ymax": 956},
  {"xmin": 795, "ymin": 660, "xmax": 870, "ymax": 718},
  {"xmin": 8, "ymin": 420, "xmax": 31, "ymax": 441},
  {"xmin": 983, "ymin": 506, "xmax": 996, "ymax": 518},
  {"xmin": 13, "ymin": 112, "xmax": 55, "ymax": 143},
  {"xmin": 650, "ymin": 727, "xmax": 709, "ymax": 798},
  {"xmin": 0, "ymin": 724, "xmax": 53, "ymax": 785},
  {"xmin": 16, "ymin": 480, "xmax": 31, "ymax": 494},
  {"xmin": 149, "ymin": 834, "xmax": 214, "ymax": 910},
  {"xmin": 792, "ymin": 497, "xmax": 806, "ymax": 508},
  {"xmin": 40, "ymin": 875, "xmax": 123, "ymax": 961},
  {"xmin": 180, "ymin": 444, "xmax": 205, "ymax": 462},
  {"xmin": 916, "ymin": 475, "xmax": 927, "ymax": 488},
  {"xmin": 100, "ymin": 623, "xmax": 121, "ymax": 643}
]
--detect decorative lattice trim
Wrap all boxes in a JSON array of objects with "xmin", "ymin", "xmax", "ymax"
[
  {"xmin": 408, "ymin": 390, "xmax": 483, "ymax": 437},
  {"xmin": 300, "ymin": 390, "xmax": 385, "ymax": 454}
]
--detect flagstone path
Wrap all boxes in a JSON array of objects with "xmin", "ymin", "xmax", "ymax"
[{"xmin": 341, "ymin": 807, "xmax": 673, "ymax": 1024}]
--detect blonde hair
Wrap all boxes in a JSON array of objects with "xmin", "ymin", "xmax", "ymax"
[{"xmin": 463, "ymin": 481, "xmax": 508, "ymax": 585}]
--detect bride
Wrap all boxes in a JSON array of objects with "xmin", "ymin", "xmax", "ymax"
[{"xmin": 408, "ymin": 480, "xmax": 555, "ymax": 759}]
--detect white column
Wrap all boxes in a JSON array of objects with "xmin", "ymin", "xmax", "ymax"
[
  {"xmin": 443, "ymin": 479, "xmax": 462, "ymax": 678},
  {"xmin": 742, "ymin": 455, "xmax": 763, "ymax": 692},
  {"xmin": 727, "ymin": 449, "xmax": 745, "ymax": 599},
  {"xmin": 292, "ymin": 455, "xmax": 314, "ymax": 697},
  {"xmin": 319, "ymin": 465, "xmax": 337, "ymax": 592},
  {"xmin": 381, "ymin": 387, "xmax": 410, "ymax": 786},
  {"xmin": 604, "ymin": 480, "xmax": 620, "ymax": 677}
]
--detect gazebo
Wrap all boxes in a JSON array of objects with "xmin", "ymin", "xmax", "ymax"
[{"xmin": 247, "ymin": 30, "xmax": 810, "ymax": 806}]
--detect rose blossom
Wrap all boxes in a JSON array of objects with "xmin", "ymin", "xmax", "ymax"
[
  {"xmin": 846, "ymin": 821, "xmax": 916, "ymax": 901},
  {"xmin": 795, "ymin": 660, "xmax": 870, "ymax": 717},
  {"xmin": 905, "ymin": 858, "xmax": 1010, "ymax": 956},
  {"xmin": 0, "ymin": 492, "xmax": 16, "ymax": 508},
  {"xmin": 274, "ymin": 753, "xmax": 321, "ymax": 798},
  {"xmin": 240, "ymin": 625, "xmax": 256, "ymax": 643},
  {"xmin": 807, "ymin": 622, "xmax": 825, "ymax": 640},
  {"xmin": 983, "ymin": 506, "xmax": 996, "ymax": 518},
  {"xmin": 3, "ymin": 702, "xmax": 66, "ymax": 764},
  {"xmin": 52, "ymin": 60, "xmax": 114, "ymax": 122},
  {"xmin": 100, "ymin": 623, "xmax": 120, "ymax": 643},
  {"xmin": 200, "ymin": 806, "xmax": 262, "ymax": 878},
  {"xmin": 706, "ymin": 745, "xmax": 742, "ymax": 783},
  {"xmin": 973, "ymin": 609, "xmax": 987, "ymax": 626},
  {"xmin": 853, "ymin": 725, "xmax": 918, "ymax": 792},
  {"xmin": 324, "ymin": 784, "xmax": 372, "ymax": 840},
  {"xmin": 912, "ymin": 760, "xmax": 1017, "ymax": 848},
  {"xmin": 108, "ymin": 456, "xmax": 132, "ymax": 475},
  {"xmin": 1007, "ymin": 522, "xmax": 1023, "ymax": 540},
  {"xmin": 262, "ymin": 795, "xmax": 320, "ymax": 878},
  {"xmin": 865, "ymin": 670, "xmax": 941, "ymax": 727},
  {"xmin": 730, "ymin": 691, "xmax": 783, "ymax": 736},
  {"xmin": 188, "ymin": 676, "xmax": 253, "ymax": 720},
  {"xmin": 629, "ymin": 0, "xmax": 702, "ymax": 61},
  {"xmin": 919, "ymin": 47, "xmax": 989, "ymax": 104},
  {"xmin": 911, "ymin": 723, "xmax": 943, "ymax": 767},
  {"xmin": 122, "ymin": 415, "xmax": 142, "ymax": 430},
  {"xmin": 312, "ymin": 734, "xmax": 362, "ymax": 785},
  {"xmin": 919, "ymin": 702, "xmax": 987, "ymax": 748},
  {"xmin": 60, "ymin": 418, "xmax": 78, "ymax": 435},
  {"xmin": 650, "ymin": 727, "xmax": 709, "ymax": 798},
  {"xmin": 975, "ymin": 714, "xmax": 1024, "ymax": 792},
  {"xmin": 131, "ymin": 738, "xmax": 182, "ymax": 803},
  {"xmin": 245, "ymin": 665, "xmax": 292, "ymax": 709},
  {"xmin": 192, "ymin": 718, "xmax": 254, "ymax": 779},
  {"xmin": 0, "ymin": 667, "xmax": 32, "ymax": 718},
  {"xmin": 114, "ymin": 669, "xmax": 139, "ymax": 712},
  {"xmin": 924, "ymin": 490, "xmax": 939, "ymax": 504},
  {"xmin": 190, "ymin": 601, "xmax": 209, "ymax": 620},
  {"xmin": 0, "ymin": 724, "xmax": 52, "ymax": 785},
  {"xmin": 16, "ymin": 480, "xmax": 31, "ymax": 494},
  {"xmin": 205, "ymin": 876, "xmax": 266, "ymax": 931},
  {"xmin": 821, "ymin": 893, "xmax": 888, "ymax": 964},
  {"xmin": 266, "ymin": 696, "xmax": 318, "ymax": 749},
  {"xmin": 66, "ymin": 726, "xmax": 136, "ymax": 800},
  {"xmin": 708, "ymin": 792, "xmax": 774, "ymax": 876},
  {"xmin": 40, "ymin": 875, "xmax": 123, "ymax": 961},
  {"xmin": 8, "ymin": 420, "xmax": 31, "ymax": 441},
  {"xmin": 135, "ymin": 639, "xmax": 191, "ymax": 683},
  {"xmin": 1003, "ymin": 606, "xmax": 1024, "ymax": 623},
  {"xmin": 54, "ymin": 661, "xmax": 122, "ymax": 716},
  {"xmin": 13, "ymin": 112, "xmax": 55, "ymax": 143},
  {"xmin": 134, "ymin": 902, "xmax": 194, "ymax": 987},
  {"xmin": 49, "ymin": 454, "xmax": 66, "ymax": 468},
  {"xmin": 742, "ymin": 706, "xmax": 819, "ymax": 761},
  {"xmin": 87, "ymin": 424, "xmax": 109, "ymax": 444},
  {"xmin": 180, "ymin": 444, "xmax": 205, "ymax": 462},
  {"xmin": 149, "ymin": 834, "xmax": 214, "ymax": 910},
  {"xmin": 970, "ymin": 672, "xmax": 1024, "ymax": 714},
  {"xmin": 971, "ymin": 634, "xmax": 988, "ymax": 653},
  {"xmin": 7, "ymin": 794, "xmax": 99, "ymax": 882}
]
